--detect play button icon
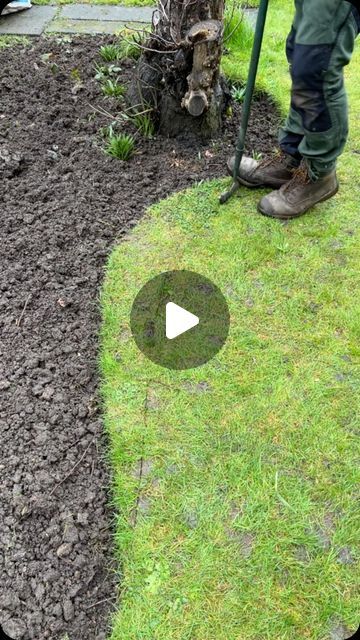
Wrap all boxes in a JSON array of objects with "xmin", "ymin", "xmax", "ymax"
[
  {"xmin": 130, "ymin": 270, "xmax": 230, "ymax": 370},
  {"xmin": 166, "ymin": 302, "xmax": 199, "ymax": 340}
]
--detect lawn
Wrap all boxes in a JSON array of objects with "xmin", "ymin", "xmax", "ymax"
[{"xmin": 100, "ymin": 1, "xmax": 360, "ymax": 639}]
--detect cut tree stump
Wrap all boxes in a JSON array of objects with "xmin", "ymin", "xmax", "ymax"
[{"xmin": 127, "ymin": 0, "xmax": 230, "ymax": 139}]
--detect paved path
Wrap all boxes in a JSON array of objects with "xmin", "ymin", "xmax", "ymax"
[
  {"xmin": 245, "ymin": 8, "xmax": 258, "ymax": 29},
  {"xmin": 0, "ymin": 4, "xmax": 257, "ymax": 37},
  {"xmin": 0, "ymin": 3, "xmax": 154, "ymax": 36}
]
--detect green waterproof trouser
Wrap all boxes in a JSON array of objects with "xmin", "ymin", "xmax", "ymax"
[{"xmin": 279, "ymin": 0, "xmax": 359, "ymax": 178}]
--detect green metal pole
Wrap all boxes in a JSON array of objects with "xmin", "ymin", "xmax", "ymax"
[{"xmin": 220, "ymin": 0, "xmax": 270, "ymax": 204}]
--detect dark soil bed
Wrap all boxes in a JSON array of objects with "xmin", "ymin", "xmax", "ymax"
[{"xmin": 0, "ymin": 35, "xmax": 280, "ymax": 640}]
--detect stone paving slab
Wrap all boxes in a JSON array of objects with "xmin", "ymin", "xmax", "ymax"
[
  {"xmin": 46, "ymin": 17, "xmax": 138, "ymax": 35},
  {"xmin": 0, "ymin": 5, "xmax": 56, "ymax": 35},
  {"xmin": 61, "ymin": 4, "xmax": 154, "ymax": 23},
  {"xmin": 244, "ymin": 8, "xmax": 258, "ymax": 29},
  {"xmin": 0, "ymin": 3, "xmax": 254, "ymax": 37}
]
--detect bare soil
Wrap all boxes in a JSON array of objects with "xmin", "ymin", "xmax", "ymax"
[{"xmin": 0, "ymin": 35, "xmax": 279, "ymax": 640}]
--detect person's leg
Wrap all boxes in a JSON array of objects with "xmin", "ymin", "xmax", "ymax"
[
  {"xmin": 278, "ymin": 0, "xmax": 305, "ymax": 161},
  {"xmin": 224, "ymin": 0, "xmax": 305, "ymax": 189},
  {"xmin": 281, "ymin": 0, "xmax": 358, "ymax": 178},
  {"xmin": 259, "ymin": 0, "xmax": 359, "ymax": 219}
]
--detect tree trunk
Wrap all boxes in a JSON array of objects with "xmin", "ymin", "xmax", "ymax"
[{"xmin": 128, "ymin": 0, "xmax": 229, "ymax": 139}]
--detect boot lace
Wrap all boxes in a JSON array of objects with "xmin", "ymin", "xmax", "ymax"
[{"xmin": 283, "ymin": 164, "xmax": 311, "ymax": 192}]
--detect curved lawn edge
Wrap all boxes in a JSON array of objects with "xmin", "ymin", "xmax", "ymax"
[{"xmin": 100, "ymin": 3, "xmax": 360, "ymax": 638}]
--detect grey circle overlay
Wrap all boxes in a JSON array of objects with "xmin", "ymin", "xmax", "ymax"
[{"xmin": 130, "ymin": 270, "xmax": 230, "ymax": 370}]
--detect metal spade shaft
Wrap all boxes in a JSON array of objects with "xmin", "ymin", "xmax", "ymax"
[{"xmin": 220, "ymin": 0, "xmax": 270, "ymax": 204}]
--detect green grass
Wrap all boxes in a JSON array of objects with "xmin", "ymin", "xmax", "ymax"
[{"xmin": 100, "ymin": 1, "xmax": 360, "ymax": 638}]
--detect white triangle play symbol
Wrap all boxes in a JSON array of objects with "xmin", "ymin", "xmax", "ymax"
[{"xmin": 166, "ymin": 302, "xmax": 199, "ymax": 340}]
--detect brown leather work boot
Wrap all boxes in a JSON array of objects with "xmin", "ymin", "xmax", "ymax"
[
  {"xmin": 257, "ymin": 164, "xmax": 339, "ymax": 220},
  {"xmin": 227, "ymin": 151, "xmax": 299, "ymax": 189}
]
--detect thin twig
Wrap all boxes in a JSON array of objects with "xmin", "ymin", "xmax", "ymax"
[
  {"xmin": 16, "ymin": 293, "xmax": 31, "ymax": 327},
  {"xmin": 121, "ymin": 23, "xmax": 174, "ymax": 48},
  {"xmin": 121, "ymin": 35, "xmax": 179, "ymax": 55},
  {"xmin": 49, "ymin": 439, "xmax": 94, "ymax": 496},
  {"xmin": 224, "ymin": 14, "xmax": 244, "ymax": 44},
  {"xmin": 87, "ymin": 102, "xmax": 117, "ymax": 120}
]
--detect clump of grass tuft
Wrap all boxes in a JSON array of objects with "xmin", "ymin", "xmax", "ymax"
[
  {"xmin": 105, "ymin": 132, "xmax": 135, "ymax": 161},
  {"xmin": 118, "ymin": 40, "xmax": 141, "ymax": 61},
  {"xmin": 231, "ymin": 83, "xmax": 246, "ymax": 103},
  {"xmin": 117, "ymin": 32, "xmax": 144, "ymax": 60},
  {"xmin": 101, "ymin": 78, "xmax": 126, "ymax": 98},
  {"xmin": 133, "ymin": 113, "xmax": 155, "ymax": 138},
  {"xmin": 99, "ymin": 43, "xmax": 121, "ymax": 62}
]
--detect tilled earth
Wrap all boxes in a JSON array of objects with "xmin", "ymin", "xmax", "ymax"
[{"xmin": 0, "ymin": 36, "xmax": 279, "ymax": 640}]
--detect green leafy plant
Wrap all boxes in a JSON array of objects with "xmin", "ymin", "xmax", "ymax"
[
  {"xmin": 117, "ymin": 31, "xmax": 145, "ymax": 61},
  {"xmin": 252, "ymin": 149, "xmax": 263, "ymax": 161},
  {"xmin": 70, "ymin": 67, "xmax": 81, "ymax": 83},
  {"xmin": 105, "ymin": 133, "xmax": 135, "ymax": 161},
  {"xmin": 118, "ymin": 40, "xmax": 141, "ymax": 61},
  {"xmin": 99, "ymin": 122, "xmax": 118, "ymax": 139},
  {"xmin": 231, "ymin": 84, "xmax": 246, "ymax": 103},
  {"xmin": 99, "ymin": 44, "xmax": 121, "ymax": 62},
  {"xmin": 50, "ymin": 63, "xmax": 59, "ymax": 75},
  {"xmin": 102, "ymin": 79, "xmax": 126, "ymax": 98},
  {"xmin": 94, "ymin": 63, "xmax": 122, "ymax": 81}
]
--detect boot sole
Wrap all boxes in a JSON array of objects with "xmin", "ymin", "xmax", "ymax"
[{"xmin": 257, "ymin": 183, "xmax": 339, "ymax": 220}]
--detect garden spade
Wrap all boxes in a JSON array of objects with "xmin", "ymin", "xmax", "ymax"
[{"xmin": 220, "ymin": 0, "xmax": 270, "ymax": 204}]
